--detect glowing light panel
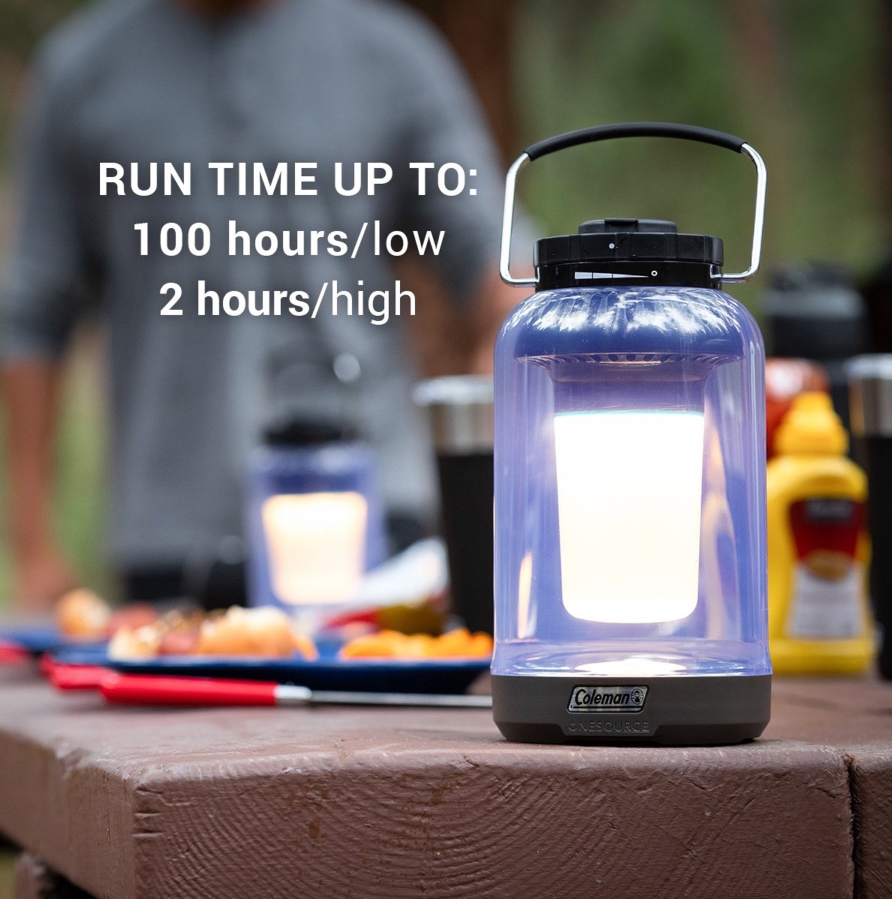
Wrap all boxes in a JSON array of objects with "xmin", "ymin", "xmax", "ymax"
[
  {"xmin": 553, "ymin": 410, "xmax": 704, "ymax": 623},
  {"xmin": 262, "ymin": 492, "xmax": 367, "ymax": 606}
]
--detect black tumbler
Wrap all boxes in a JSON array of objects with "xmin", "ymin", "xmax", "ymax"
[
  {"xmin": 415, "ymin": 377, "xmax": 494, "ymax": 634},
  {"xmin": 764, "ymin": 264, "xmax": 868, "ymax": 429},
  {"xmin": 848, "ymin": 355, "xmax": 892, "ymax": 679}
]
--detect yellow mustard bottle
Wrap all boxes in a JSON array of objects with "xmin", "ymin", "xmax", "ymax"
[{"xmin": 767, "ymin": 392, "xmax": 874, "ymax": 674}]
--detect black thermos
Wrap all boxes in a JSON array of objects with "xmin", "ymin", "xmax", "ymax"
[
  {"xmin": 764, "ymin": 264, "xmax": 868, "ymax": 429},
  {"xmin": 415, "ymin": 377, "xmax": 494, "ymax": 635},
  {"xmin": 848, "ymin": 355, "xmax": 892, "ymax": 679}
]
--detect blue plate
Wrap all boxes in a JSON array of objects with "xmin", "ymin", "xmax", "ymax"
[
  {"xmin": 52, "ymin": 643, "xmax": 489, "ymax": 695},
  {"xmin": 0, "ymin": 624, "xmax": 106, "ymax": 656}
]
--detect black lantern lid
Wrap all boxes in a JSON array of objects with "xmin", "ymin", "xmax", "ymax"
[
  {"xmin": 262, "ymin": 416, "xmax": 355, "ymax": 446},
  {"xmin": 534, "ymin": 219, "xmax": 724, "ymax": 289}
]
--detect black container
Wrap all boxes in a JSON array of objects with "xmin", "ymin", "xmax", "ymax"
[
  {"xmin": 764, "ymin": 265, "xmax": 868, "ymax": 430},
  {"xmin": 848, "ymin": 355, "xmax": 892, "ymax": 679},
  {"xmin": 415, "ymin": 377, "xmax": 494, "ymax": 634}
]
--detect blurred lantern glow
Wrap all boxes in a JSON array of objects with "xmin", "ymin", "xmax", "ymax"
[{"xmin": 262, "ymin": 492, "xmax": 367, "ymax": 605}]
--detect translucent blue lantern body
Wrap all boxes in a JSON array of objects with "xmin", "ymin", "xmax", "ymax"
[
  {"xmin": 490, "ymin": 122, "xmax": 770, "ymax": 744},
  {"xmin": 494, "ymin": 284, "xmax": 769, "ymax": 677},
  {"xmin": 246, "ymin": 440, "xmax": 386, "ymax": 616}
]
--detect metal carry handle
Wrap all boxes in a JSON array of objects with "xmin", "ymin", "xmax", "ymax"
[{"xmin": 500, "ymin": 122, "xmax": 767, "ymax": 287}]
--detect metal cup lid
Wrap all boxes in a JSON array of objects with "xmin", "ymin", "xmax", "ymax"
[
  {"xmin": 847, "ymin": 354, "xmax": 892, "ymax": 437},
  {"xmin": 413, "ymin": 376, "xmax": 494, "ymax": 453}
]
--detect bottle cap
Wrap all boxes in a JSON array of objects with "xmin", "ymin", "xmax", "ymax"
[
  {"xmin": 262, "ymin": 416, "xmax": 355, "ymax": 447},
  {"xmin": 413, "ymin": 376, "xmax": 494, "ymax": 453},
  {"xmin": 774, "ymin": 392, "xmax": 848, "ymax": 456},
  {"xmin": 533, "ymin": 219, "xmax": 724, "ymax": 289},
  {"xmin": 847, "ymin": 354, "xmax": 892, "ymax": 437}
]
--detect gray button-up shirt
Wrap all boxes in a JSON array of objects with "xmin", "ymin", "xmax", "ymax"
[{"xmin": 1, "ymin": 0, "xmax": 504, "ymax": 567}]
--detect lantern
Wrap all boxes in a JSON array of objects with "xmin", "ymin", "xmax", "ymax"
[{"xmin": 492, "ymin": 124, "xmax": 771, "ymax": 744}]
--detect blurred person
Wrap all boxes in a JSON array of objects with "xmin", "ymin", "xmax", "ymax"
[{"xmin": 0, "ymin": 0, "xmax": 518, "ymax": 610}]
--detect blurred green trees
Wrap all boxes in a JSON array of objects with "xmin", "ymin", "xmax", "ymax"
[{"xmin": 515, "ymin": 0, "xmax": 890, "ymax": 310}]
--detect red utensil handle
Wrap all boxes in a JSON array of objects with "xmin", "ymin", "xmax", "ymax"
[
  {"xmin": 0, "ymin": 641, "xmax": 29, "ymax": 665},
  {"xmin": 101, "ymin": 675, "xmax": 279, "ymax": 706},
  {"xmin": 51, "ymin": 664, "xmax": 115, "ymax": 691}
]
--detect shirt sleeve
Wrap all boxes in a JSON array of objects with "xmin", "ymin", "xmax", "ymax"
[
  {"xmin": 0, "ymin": 48, "xmax": 91, "ymax": 362},
  {"xmin": 384, "ymin": 12, "xmax": 505, "ymax": 305}
]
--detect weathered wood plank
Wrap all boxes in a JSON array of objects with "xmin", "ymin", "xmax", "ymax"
[{"xmin": 3, "ymin": 667, "xmax": 887, "ymax": 899}]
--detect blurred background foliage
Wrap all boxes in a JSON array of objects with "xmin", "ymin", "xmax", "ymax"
[
  {"xmin": 0, "ymin": 0, "xmax": 889, "ymax": 605},
  {"xmin": 514, "ymin": 0, "xmax": 890, "ymax": 313}
]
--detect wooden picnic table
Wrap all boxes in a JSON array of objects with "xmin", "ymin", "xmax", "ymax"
[{"xmin": 0, "ymin": 664, "xmax": 889, "ymax": 899}]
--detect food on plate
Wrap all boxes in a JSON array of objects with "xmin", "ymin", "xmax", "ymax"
[
  {"xmin": 106, "ymin": 606, "xmax": 487, "ymax": 663},
  {"xmin": 55, "ymin": 589, "xmax": 112, "ymax": 639},
  {"xmin": 325, "ymin": 596, "xmax": 448, "ymax": 637},
  {"xmin": 107, "ymin": 606, "xmax": 317, "ymax": 661},
  {"xmin": 107, "ymin": 603, "xmax": 159, "ymax": 634},
  {"xmin": 56, "ymin": 590, "xmax": 161, "ymax": 641},
  {"xmin": 424, "ymin": 627, "xmax": 493, "ymax": 658},
  {"xmin": 337, "ymin": 627, "xmax": 492, "ymax": 660},
  {"xmin": 108, "ymin": 609, "xmax": 202, "ymax": 660},
  {"xmin": 148, "ymin": 609, "xmax": 204, "ymax": 655},
  {"xmin": 108, "ymin": 624, "xmax": 163, "ymax": 659},
  {"xmin": 196, "ymin": 606, "xmax": 318, "ymax": 659}
]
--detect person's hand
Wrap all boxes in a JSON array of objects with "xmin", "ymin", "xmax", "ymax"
[{"xmin": 13, "ymin": 543, "xmax": 78, "ymax": 613}]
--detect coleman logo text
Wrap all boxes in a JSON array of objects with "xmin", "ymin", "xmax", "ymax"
[{"xmin": 567, "ymin": 685, "xmax": 649, "ymax": 713}]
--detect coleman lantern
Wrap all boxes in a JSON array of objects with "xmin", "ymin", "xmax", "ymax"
[{"xmin": 491, "ymin": 123, "xmax": 771, "ymax": 745}]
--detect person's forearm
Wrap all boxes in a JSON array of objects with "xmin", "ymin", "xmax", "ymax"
[{"xmin": 1, "ymin": 360, "xmax": 63, "ymax": 556}]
